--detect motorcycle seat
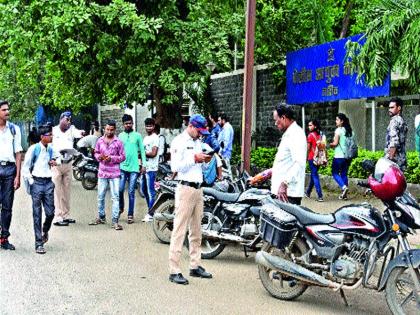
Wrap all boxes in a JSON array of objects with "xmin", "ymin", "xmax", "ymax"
[
  {"xmin": 203, "ymin": 187, "xmax": 240, "ymax": 203},
  {"xmin": 273, "ymin": 200, "xmax": 334, "ymax": 225}
]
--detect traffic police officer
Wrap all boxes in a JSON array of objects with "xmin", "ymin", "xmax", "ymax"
[{"xmin": 168, "ymin": 114, "xmax": 213, "ymax": 285}]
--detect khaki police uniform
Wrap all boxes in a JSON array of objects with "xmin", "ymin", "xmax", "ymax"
[{"xmin": 168, "ymin": 131, "xmax": 204, "ymax": 274}]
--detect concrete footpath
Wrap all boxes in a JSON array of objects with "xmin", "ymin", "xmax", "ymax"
[{"xmin": 1, "ymin": 179, "xmax": 416, "ymax": 315}]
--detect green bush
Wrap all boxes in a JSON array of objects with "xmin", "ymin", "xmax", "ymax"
[{"xmin": 232, "ymin": 146, "xmax": 420, "ymax": 183}]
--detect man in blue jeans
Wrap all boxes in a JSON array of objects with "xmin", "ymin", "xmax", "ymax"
[
  {"xmin": 141, "ymin": 118, "xmax": 159, "ymax": 222},
  {"xmin": 118, "ymin": 114, "xmax": 146, "ymax": 224}
]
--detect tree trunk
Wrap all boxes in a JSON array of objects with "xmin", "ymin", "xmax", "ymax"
[
  {"xmin": 339, "ymin": 0, "xmax": 353, "ymax": 39},
  {"xmin": 153, "ymin": 85, "xmax": 182, "ymax": 129}
]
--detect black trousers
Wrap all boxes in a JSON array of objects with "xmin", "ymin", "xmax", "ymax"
[
  {"xmin": 31, "ymin": 177, "xmax": 55, "ymax": 247},
  {"xmin": 0, "ymin": 164, "xmax": 16, "ymax": 239}
]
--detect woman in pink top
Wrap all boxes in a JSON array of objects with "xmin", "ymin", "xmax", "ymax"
[{"xmin": 305, "ymin": 120, "xmax": 323, "ymax": 202}]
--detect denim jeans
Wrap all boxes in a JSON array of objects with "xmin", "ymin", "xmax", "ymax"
[
  {"xmin": 31, "ymin": 178, "xmax": 55, "ymax": 247},
  {"xmin": 306, "ymin": 160, "xmax": 323, "ymax": 198},
  {"xmin": 141, "ymin": 171, "xmax": 156, "ymax": 216},
  {"xmin": 98, "ymin": 177, "xmax": 120, "ymax": 223},
  {"xmin": 119, "ymin": 170, "xmax": 139, "ymax": 216},
  {"xmin": 332, "ymin": 158, "xmax": 349, "ymax": 189},
  {"xmin": 0, "ymin": 164, "xmax": 16, "ymax": 239}
]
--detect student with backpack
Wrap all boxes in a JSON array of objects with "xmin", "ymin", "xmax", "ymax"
[
  {"xmin": 22, "ymin": 124, "xmax": 57, "ymax": 254},
  {"xmin": 305, "ymin": 120, "xmax": 324, "ymax": 202},
  {"xmin": 330, "ymin": 113, "xmax": 356, "ymax": 200}
]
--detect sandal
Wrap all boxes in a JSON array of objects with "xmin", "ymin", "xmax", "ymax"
[
  {"xmin": 35, "ymin": 245, "xmax": 46, "ymax": 254},
  {"xmin": 112, "ymin": 223, "xmax": 123, "ymax": 230},
  {"xmin": 127, "ymin": 216, "xmax": 134, "ymax": 224},
  {"xmin": 89, "ymin": 218, "xmax": 106, "ymax": 225}
]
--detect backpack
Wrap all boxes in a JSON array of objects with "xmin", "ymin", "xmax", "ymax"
[
  {"xmin": 202, "ymin": 156, "xmax": 217, "ymax": 185},
  {"xmin": 9, "ymin": 123, "xmax": 16, "ymax": 156},
  {"xmin": 23, "ymin": 143, "xmax": 53, "ymax": 194},
  {"xmin": 343, "ymin": 135, "xmax": 358, "ymax": 160}
]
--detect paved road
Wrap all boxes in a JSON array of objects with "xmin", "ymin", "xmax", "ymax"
[{"xmin": 0, "ymin": 180, "xmax": 399, "ymax": 314}]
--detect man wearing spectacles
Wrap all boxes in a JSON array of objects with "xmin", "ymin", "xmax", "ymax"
[{"xmin": 385, "ymin": 97, "xmax": 408, "ymax": 171}]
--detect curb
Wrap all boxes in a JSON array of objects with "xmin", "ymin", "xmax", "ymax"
[{"xmin": 306, "ymin": 174, "xmax": 420, "ymax": 198}]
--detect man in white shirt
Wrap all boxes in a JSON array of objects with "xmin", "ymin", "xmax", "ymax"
[
  {"xmin": 0, "ymin": 100, "xmax": 23, "ymax": 250},
  {"xmin": 168, "ymin": 114, "xmax": 213, "ymax": 285},
  {"xmin": 22, "ymin": 124, "xmax": 58, "ymax": 254},
  {"xmin": 141, "ymin": 118, "xmax": 160, "ymax": 222},
  {"xmin": 76, "ymin": 134, "xmax": 99, "ymax": 157},
  {"xmin": 271, "ymin": 105, "xmax": 307, "ymax": 205},
  {"xmin": 52, "ymin": 111, "xmax": 85, "ymax": 226},
  {"xmin": 217, "ymin": 113, "xmax": 234, "ymax": 176}
]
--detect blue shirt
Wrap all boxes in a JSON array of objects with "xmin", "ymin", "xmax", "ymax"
[
  {"xmin": 218, "ymin": 122, "xmax": 234, "ymax": 159},
  {"xmin": 203, "ymin": 134, "xmax": 220, "ymax": 153},
  {"xmin": 211, "ymin": 124, "xmax": 222, "ymax": 139}
]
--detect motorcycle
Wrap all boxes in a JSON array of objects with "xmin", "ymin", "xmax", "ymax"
[
  {"xmin": 151, "ymin": 170, "xmax": 252, "ymax": 245},
  {"xmin": 196, "ymin": 186, "xmax": 271, "ymax": 259},
  {"xmin": 255, "ymin": 158, "xmax": 420, "ymax": 315},
  {"xmin": 81, "ymin": 157, "xmax": 99, "ymax": 190}
]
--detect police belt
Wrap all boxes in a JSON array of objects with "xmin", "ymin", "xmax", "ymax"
[
  {"xmin": 0, "ymin": 161, "xmax": 15, "ymax": 167},
  {"xmin": 179, "ymin": 180, "xmax": 202, "ymax": 189}
]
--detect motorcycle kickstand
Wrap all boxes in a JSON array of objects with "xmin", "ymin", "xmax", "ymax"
[{"xmin": 339, "ymin": 289, "xmax": 349, "ymax": 307}]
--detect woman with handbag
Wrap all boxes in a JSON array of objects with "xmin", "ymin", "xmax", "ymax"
[{"xmin": 305, "ymin": 120, "xmax": 324, "ymax": 202}]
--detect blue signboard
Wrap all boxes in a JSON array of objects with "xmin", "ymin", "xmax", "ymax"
[{"xmin": 286, "ymin": 34, "xmax": 390, "ymax": 105}]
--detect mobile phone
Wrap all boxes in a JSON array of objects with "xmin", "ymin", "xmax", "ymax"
[{"xmin": 206, "ymin": 150, "xmax": 215, "ymax": 156}]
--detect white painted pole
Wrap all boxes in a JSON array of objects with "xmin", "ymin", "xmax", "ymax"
[
  {"xmin": 372, "ymin": 100, "xmax": 376, "ymax": 151},
  {"xmin": 302, "ymin": 106, "xmax": 305, "ymax": 127}
]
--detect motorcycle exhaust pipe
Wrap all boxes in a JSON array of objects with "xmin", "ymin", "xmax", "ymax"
[
  {"xmin": 153, "ymin": 212, "xmax": 174, "ymax": 222},
  {"xmin": 202, "ymin": 230, "xmax": 245, "ymax": 243},
  {"xmin": 256, "ymin": 251, "xmax": 335, "ymax": 288}
]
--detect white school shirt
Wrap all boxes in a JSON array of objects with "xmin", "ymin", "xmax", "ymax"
[
  {"xmin": 22, "ymin": 143, "xmax": 58, "ymax": 179},
  {"xmin": 271, "ymin": 121, "xmax": 307, "ymax": 198},
  {"xmin": 0, "ymin": 122, "xmax": 23, "ymax": 162},
  {"xmin": 170, "ymin": 131, "xmax": 203, "ymax": 183}
]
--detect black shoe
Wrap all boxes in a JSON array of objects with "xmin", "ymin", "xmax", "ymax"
[
  {"xmin": 64, "ymin": 218, "xmax": 76, "ymax": 224},
  {"xmin": 53, "ymin": 221, "xmax": 69, "ymax": 226},
  {"xmin": 169, "ymin": 273, "xmax": 189, "ymax": 285},
  {"xmin": 189, "ymin": 266, "xmax": 212, "ymax": 279},
  {"xmin": 0, "ymin": 239, "xmax": 16, "ymax": 250},
  {"xmin": 42, "ymin": 233, "xmax": 49, "ymax": 244}
]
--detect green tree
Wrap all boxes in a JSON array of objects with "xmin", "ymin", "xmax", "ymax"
[{"xmin": 346, "ymin": 0, "xmax": 420, "ymax": 90}]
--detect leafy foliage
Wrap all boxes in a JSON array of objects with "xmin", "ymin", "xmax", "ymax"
[{"xmin": 346, "ymin": 0, "xmax": 420, "ymax": 91}]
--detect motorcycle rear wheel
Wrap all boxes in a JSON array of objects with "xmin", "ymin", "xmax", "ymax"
[
  {"xmin": 258, "ymin": 239, "xmax": 309, "ymax": 300},
  {"xmin": 385, "ymin": 266, "xmax": 420, "ymax": 315},
  {"xmin": 152, "ymin": 199, "xmax": 174, "ymax": 244},
  {"xmin": 82, "ymin": 174, "xmax": 97, "ymax": 190}
]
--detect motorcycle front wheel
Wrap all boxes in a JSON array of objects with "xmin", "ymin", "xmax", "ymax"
[
  {"xmin": 82, "ymin": 173, "xmax": 97, "ymax": 190},
  {"xmin": 385, "ymin": 266, "xmax": 420, "ymax": 315},
  {"xmin": 73, "ymin": 169, "xmax": 83, "ymax": 181},
  {"xmin": 152, "ymin": 199, "xmax": 174, "ymax": 244},
  {"xmin": 199, "ymin": 212, "xmax": 225, "ymax": 259},
  {"xmin": 258, "ymin": 239, "xmax": 309, "ymax": 300}
]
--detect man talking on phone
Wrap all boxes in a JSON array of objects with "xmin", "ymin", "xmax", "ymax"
[{"xmin": 168, "ymin": 114, "xmax": 213, "ymax": 285}]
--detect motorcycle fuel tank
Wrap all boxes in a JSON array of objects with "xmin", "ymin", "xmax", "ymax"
[{"xmin": 332, "ymin": 203, "xmax": 386, "ymax": 237}]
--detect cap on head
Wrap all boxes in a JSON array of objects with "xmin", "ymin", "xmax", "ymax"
[
  {"xmin": 189, "ymin": 114, "xmax": 210, "ymax": 135},
  {"xmin": 60, "ymin": 111, "xmax": 72, "ymax": 120}
]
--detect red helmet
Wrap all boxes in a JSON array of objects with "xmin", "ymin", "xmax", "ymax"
[{"xmin": 368, "ymin": 158, "xmax": 406, "ymax": 201}]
